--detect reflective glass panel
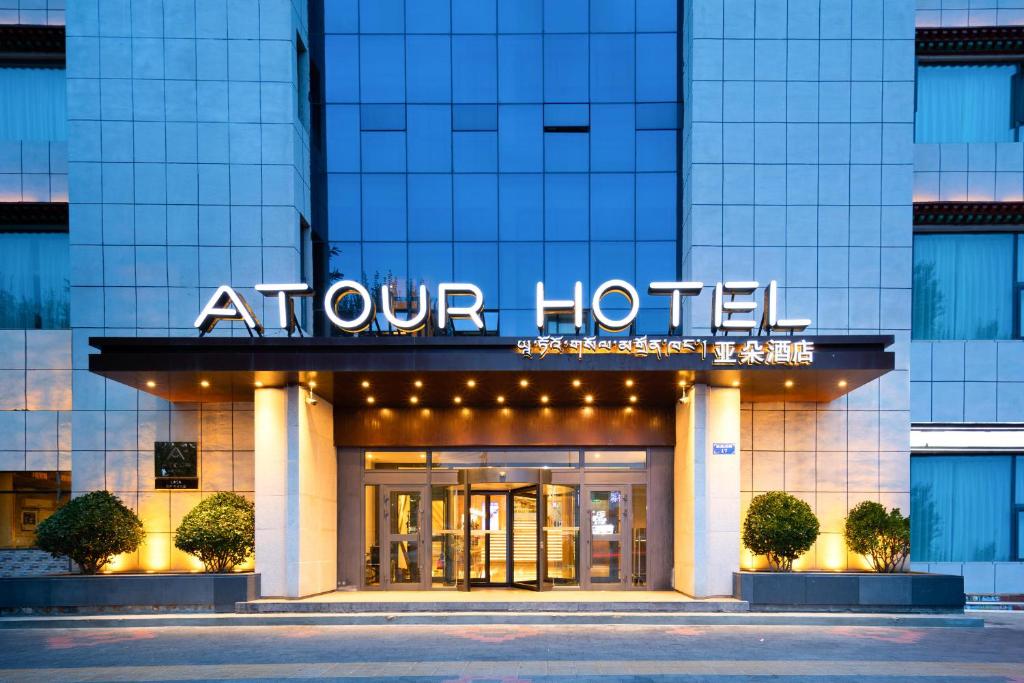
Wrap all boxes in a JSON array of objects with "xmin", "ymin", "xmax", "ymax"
[
  {"xmin": 365, "ymin": 451, "xmax": 427, "ymax": 470},
  {"xmin": 589, "ymin": 489, "xmax": 623, "ymax": 583},
  {"xmin": 0, "ymin": 233, "xmax": 69, "ymax": 330},
  {"xmin": 364, "ymin": 485, "xmax": 380, "ymax": 585},
  {"xmin": 0, "ymin": 472, "xmax": 70, "ymax": 549},
  {"xmin": 584, "ymin": 450, "xmax": 646, "ymax": 469},
  {"xmin": 432, "ymin": 450, "xmax": 578, "ymax": 468},
  {"xmin": 545, "ymin": 484, "xmax": 579, "ymax": 585}
]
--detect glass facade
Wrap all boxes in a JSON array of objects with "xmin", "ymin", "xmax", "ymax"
[
  {"xmin": 0, "ymin": 67, "xmax": 67, "ymax": 142},
  {"xmin": 321, "ymin": 0, "xmax": 679, "ymax": 336},
  {"xmin": 915, "ymin": 64, "xmax": 1020, "ymax": 144},
  {"xmin": 0, "ymin": 232, "xmax": 70, "ymax": 330}
]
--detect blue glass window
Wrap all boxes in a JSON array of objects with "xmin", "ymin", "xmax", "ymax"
[
  {"xmin": 453, "ymin": 0, "xmax": 496, "ymax": 32},
  {"xmin": 498, "ymin": 35, "xmax": 542, "ymax": 103},
  {"xmin": 590, "ymin": 174, "xmax": 634, "ymax": 240},
  {"xmin": 911, "ymin": 455, "xmax": 1012, "ymax": 562},
  {"xmin": 499, "ymin": 105, "xmax": 543, "ymax": 171},
  {"xmin": 453, "ymin": 36, "xmax": 498, "ymax": 103},
  {"xmin": 324, "ymin": 37, "xmax": 359, "ymax": 103},
  {"xmin": 406, "ymin": 0, "xmax": 451, "ymax": 33},
  {"xmin": 455, "ymin": 242, "xmax": 500, "ymax": 308},
  {"xmin": 362, "ymin": 175, "xmax": 407, "ymax": 241},
  {"xmin": 637, "ymin": 0, "xmax": 676, "ymax": 31},
  {"xmin": 499, "ymin": 0, "xmax": 542, "ymax": 33},
  {"xmin": 912, "ymin": 233, "xmax": 1015, "ymax": 340},
  {"xmin": 544, "ymin": 242, "xmax": 589, "ymax": 295},
  {"xmin": 453, "ymin": 132, "xmax": 498, "ymax": 172},
  {"xmin": 499, "ymin": 242, "xmax": 543, "ymax": 309},
  {"xmin": 454, "ymin": 105, "xmax": 498, "ymax": 131},
  {"xmin": 407, "ymin": 105, "xmax": 452, "ymax": 172},
  {"xmin": 0, "ymin": 232, "xmax": 69, "ymax": 329},
  {"xmin": 544, "ymin": 174, "xmax": 588, "ymax": 240},
  {"xmin": 453, "ymin": 174, "xmax": 498, "ymax": 240},
  {"xmin": 361, "ymin": 131, "xmax": 406, "ymax": 172},
  {"xmin": 590, "ymin": 35, "xmax": 634, "ymax": 102},
  {"xmin": 359, "ymin": 0, "xmax": 404, "ymax": 32},
  {"xmin": 407, "ymin": 174, "xmax": 453, "ymax": 240},
  {"xmin": 409, "ymin": 242, "xmax": 454, "ymax": 290},
  {"xmin": 0, "ymin": 68, "xmax": 66, "ymax": 141},
  {"xmin": 591, "ymin": 104, "xmax": 635, "ymax": 171},
  {"xmin": 326, "ymin": 105, "xmax": 361, "ymax": 171},
  {"xmin": 637, "ymin": 130, "xmax": 676, "ymax": 171},
  {"xmin": 544, "ymin": 131, "xmax": 589, "ymax": 171},
  {"xmin": 359, "ymin": 36, "xmax": 405, "ymax": 103},
  {"xmin": 543, "ymin": 35, "xmax": 588, "ymax": 102},
  {"xmin": 590, "ymin": 0, "xmax": 634, "ymax": 32},
  {"xmin": 406, "ymin": 36, "xmax": 452, "ymax": 103},
  {"xmin": 499, "ymin": 174, "xmax": 543, "ymax": 240},
  {"xmin": 636, "ymin": 173, "xmax": 676, "ymax": 239},
  {"xmin": 544, "ymin": 0, "xmax": 588, "ymax": 32},
  {"xmin": 591, "ymin": 240, "xmax": 635, "ymax": 284},
  {"xmin": 324, "ymin": 0, "xmax": 358, "ymax": 32},
  {"xmin": 916, "ymin": 65, "xmax": 1020, "ymax": 143},
  {"xmin": 327, "ymin": 174, "xmax": 362, "ymax": 240},
  {"xmin": 636, "ymin": 33, "xmax": 676, "ymax": 102}
]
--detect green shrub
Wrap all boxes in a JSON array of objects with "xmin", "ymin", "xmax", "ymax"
[
  {"xmin": 174, "ymin": 492, "xmax": 255, "ymax": 573},
  {"xmin": 844, "ymin": 501, "xmax": 910, "ymax": 573},
  {"xmin": 34, "ymin": 491, "xmax": 145, "ymax": 574},
  {"xmin": 742, "ymin": 491, "xmax": 820, "ymax": 572}
]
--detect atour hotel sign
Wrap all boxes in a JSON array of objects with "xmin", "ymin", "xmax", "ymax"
[{"xmin": 193, "ymin": 279, "xmax": 814, "ymax": 366}]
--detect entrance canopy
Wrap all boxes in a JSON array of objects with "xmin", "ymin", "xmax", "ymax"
[{"xmin": 89, "ymin": 334, "xmax": 894, "ymax": 406}]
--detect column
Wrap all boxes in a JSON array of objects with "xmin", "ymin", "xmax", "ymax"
[
  {"xmin": 674, "ymin": 384, "xmax": 741, "ymax": 597},
  {"xmin": 254, "ymin": 385, "xmax": 337, "ymax": 597}
]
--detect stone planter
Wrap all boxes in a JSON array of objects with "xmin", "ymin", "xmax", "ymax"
[
  {"xmin": 0, "ymin": 572, "xmax": 259, "ymax": 614},
  {"xmin": 733, "ymin": 571, "xmax": 965, "ymax": 612}
]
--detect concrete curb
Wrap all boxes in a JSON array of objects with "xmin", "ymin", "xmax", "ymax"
[{"xmin": 0, "ymin": 611, "xmax": 984, "ymax": 629}]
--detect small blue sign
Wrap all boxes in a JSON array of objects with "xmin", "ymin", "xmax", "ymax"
[{"xmin": 712, "ymin": 442, "xmax": 736, "ymax": 455}]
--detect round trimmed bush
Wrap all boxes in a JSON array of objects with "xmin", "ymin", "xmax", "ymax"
[
  {"xmin": 174, "ymin": 492, "xmax": 255, "ymax": 573},
  {"xmin": 34, "ymin": 491, "xmax": 145, "ymax": 574},
  {"xmin": 742, "ymin": 491, "xmax": 820, "ymax": 572},
  {"xmin": 844, "ymin": 500, "xmax": 910, "ymax": 573}
]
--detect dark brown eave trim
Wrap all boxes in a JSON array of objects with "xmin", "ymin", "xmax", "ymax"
[
  {"xmin": 0, "ymin": 25, "xmax": 65, "ymax": 66},
  {"xmin": 917, "ymin": 25, "xmax": 1024, "ymax": 59},
  {"xmin": 0, "ymin": 202, "xmax": 69, "ymax": 231},
  {"xmin": 913, "ymin": 201, "xmax": 1024, "ymax": 230}
]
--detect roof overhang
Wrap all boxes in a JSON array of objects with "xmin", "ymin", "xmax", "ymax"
[{"xmin": 89, "ymin": 335, "xmax": 895, "ymax": 407}]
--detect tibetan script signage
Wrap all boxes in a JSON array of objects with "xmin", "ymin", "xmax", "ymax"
[{"xmin": 516, "ymin": 336, "xmax": 814, "ymax": 366}]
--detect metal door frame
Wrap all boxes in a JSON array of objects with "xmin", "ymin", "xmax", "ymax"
[
  {"xmin": 379, "ymin": 484, "xmax": 429, "ymax": 590},
  {"xmin": 581, "ymin": 484, "xmax": 632, "ymax": 590}
]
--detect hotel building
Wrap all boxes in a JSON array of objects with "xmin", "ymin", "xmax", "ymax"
[{"xmin": 0, "ymin": 0, "xmax": 1021, "ymax": 599}]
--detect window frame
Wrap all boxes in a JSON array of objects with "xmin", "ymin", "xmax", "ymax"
[{"xmin": 915, "ymin": 58, "xmax": 1024, "ymax": 144}]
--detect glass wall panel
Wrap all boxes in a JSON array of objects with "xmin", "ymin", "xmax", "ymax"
[
  {"xmin": 0, "ymin": 233, "xmax": 70, "ymax": 330},
  {"xmin": 915, "ymin": 65, "xmax": 1019, "ymax": 144},
  {"xmin": 632, "ymin": 484, "xmax": 647, "ymax": 586},
  {"xmin": 910, "ymin": 455, "xmax": 1012, "ymax": 562},
  {"xmin": 432, "ymin": 450, "xmax": 578, "ymax": 468},
  {"xmin": 0, "ymin": 472, "xmax": 69, "ymax": 549},
  {"xmin": 912, "ymin": 234, "xmax": 1014, "ymax": 340},
  {"xmin": 584, "ymin": 450, "xmax": 646, "ymax": 468},
  {"xmin": 364, "ymin": 484, "xmax": 380, "ymax": 585},
  {"xmin": 365, "ymin": 451, "xmax": 428, "ymax": 470},
  {"xmin": 544, "ymin": 484, "xmax": 579, "ymax": 585},
  {"xmin": 0, "ymin": 68, "xmax": 66, "ymax": 141}
]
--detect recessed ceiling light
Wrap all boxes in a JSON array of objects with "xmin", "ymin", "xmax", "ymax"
[
  {"xmin": 678, "ymin": 380, "xmax": 686, "ymax": 387},
  {"xmin": 414, "ymin": 380, "xmax": 423, "ymax": 388},
  {"xmin": 466, "ymin": 379, "xmax": 476, "ymax": 388},
  {"xmin": 146, "ymin": 380, "xmax": 156, "ymax": 388},
  {"xmin": 454, "ymin": 396, "xmax": 462, "ymax": 404},
  {"xmin": 410, "ymin": 395, "xmax": 419, "ymax": 404},
  {"xmin": 361, "ymin": 380, "xmax": 370, "ymax": 388},
  {"xmin": 200, "ymin": 380, "xmax": 210, "ymax": 388},
  {"xmin": 784, "ymin": 380, "xmax": 794, "ymax": 388},
  {"xmin": 572, "ymin": 379, "xmax": 581, "ymax": 388},
  {"xmin": 496, "ymin": 395, "xmax": 505, "ymax": 404},
  {"xmin": 629, "ymin": 395, "xmax": 637, "ymax": 403},
  {"xmin": 625, "ymin": 379, "xmax": 634, "ymax": 387},
  {"xmin": 519, "ymin": 378, "xmax": 529, "ymax": 388},
  {"xmin": 254, "ymin": 381, "xmax": 263, "ymax": 388},
  {"xmin": 838, "ymin": 380, "xmax": 848, "ymax": 388},
  {"xmin": 540, "ymin": 395, "xmax": 549, "ymax": 404},
  {"xmin": 584, "ymin": 394, "xmax": 594, "ymax": 404},
  {"xmin": 366, "ymin": 396, "xmax": 375, "ymax": 404},
  {"xmin": 732, "ymin": 380, "xmax": 740, "ymax": 387}
]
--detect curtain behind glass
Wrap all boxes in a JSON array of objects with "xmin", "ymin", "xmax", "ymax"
[
  {"xmin": 0, "ymin": 67, "xmax": 67, "ymax": 141},
  {"xmin": 910, "ymin": 455, "xmax": 1011, "ymax": 562},
  {"xmin": 915, "ymin": 64, "xmax": 1018, "ymax": 143},
  {"xmin": 912, "ymin": 233, "xmax": 1014, "ymax": 339},
  {"xmin": 0, "ymin": 233, "xmax": 70, "ymax": 329}
]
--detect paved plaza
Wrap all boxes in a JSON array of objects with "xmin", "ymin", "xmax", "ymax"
[{"xmin": 0, "ymin": 613, "xmax": 1022, "ymax": 682}]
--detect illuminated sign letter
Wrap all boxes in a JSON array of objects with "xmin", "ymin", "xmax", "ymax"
[
  {"xmin": 591, "ymin": 279, "xmax": 640, "ymax": 332},
  {"xmin": 760, "ymin": 280, "xmax": 811, "ymax": 333},
  {"xmin": 194, "ymin": 285, "xmax": 263, "ymax": 335},
  {"xmin": 648, "ymin": 281, "xmax": 703, "ymax": 330},
  {"xmin": 324, "ymin": 280, "xmax": 376, "ymax": 333},
  {"xmin": 381, "ymin": 283, "xmax": 430, "ymax": 332},
  {"xmin": 712, "ymin": 281, "xmax": 759, "ymax": 333},
  {"xmin": 437, "ymin": 283, "xmax": 485, "ymax": 330},
  {"xmin": 254, "ymin": 283, "xmax": 313, "ymax": 334},
  {"xmin": 535, "ymin": 281, "xmax": 583, "ymax": 332}
]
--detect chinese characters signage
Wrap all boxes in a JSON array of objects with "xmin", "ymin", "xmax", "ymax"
[{"xmin": 516, "ymin": 336, "xmax": 814, "ymax": 366}]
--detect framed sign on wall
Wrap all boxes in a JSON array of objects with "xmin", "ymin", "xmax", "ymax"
[{"xmin": 154, "ymin": 442, "xmax": 198, "ymax": 489}]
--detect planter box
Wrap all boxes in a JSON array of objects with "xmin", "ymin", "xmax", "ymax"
[
  {"xmin": 0, "ymin": 572, "xmax": 260, "ymax": 614},
  {"xmin": 733, "ymin": 571, "xmax": 965, "ymax": 612}
]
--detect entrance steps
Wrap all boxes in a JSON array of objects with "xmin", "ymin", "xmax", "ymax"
[{"xmin": 235, "ymin": 589, "xmax": 749, "ymax": 614}]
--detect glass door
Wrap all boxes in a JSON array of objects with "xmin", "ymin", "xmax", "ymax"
[
  {"xmin": 469, "ymin": 492, "xmax": 509, "ymax": 586},
  {"xmin": 510, "ymin": 485, "xmax": 547, "ymax": 590},
  {"xmin": 380, "ymin": 485, "xmax": 427, "ymax": 589},
  {"xmin": 582, "ymin": 486, "xmax": 630, "ymax": 590}
]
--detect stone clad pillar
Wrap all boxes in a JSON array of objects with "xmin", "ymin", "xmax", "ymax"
[
  {"xmin": 674, "ymin": 384, "xmax": 741, "ymax": 597},
  {"xmin": 255, "ymin": 385, "xmax": 337, "ymax": 598}
]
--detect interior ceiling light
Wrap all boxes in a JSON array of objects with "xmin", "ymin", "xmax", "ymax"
[
  {"xmin": 625, "ymin": 379, "xmax": 634, "ymax": 387},
  {"xmin": 629, "ymin": 395, "xmax": 637, "ymax": 403},
  {"xmin": 572, "ymin": 378, "xmax": 581, "ymax": 387},
  {"xmin": 540, "ymin": 395, "xmax": 549, "ymax": 404},
  {"xmin": 784, "ymin": 380, "xmax": 794, "ymax": 388},
  {"xmin": 366, "ymin": 396, "xmax": 375, "ymax": 404},
  {"xmin": 146, "ymin": 380, "xmax": 156, "ymax": 388},
  {"xmin": 466, "ymin": 379, "xmax": 476, "ymax": 388},
  {"xmin": 200, "ymin": 380, "xmax": 210, "ymax": 388},
  {"xmin": 410, "ymin": 395, "xmax": 419, "ymax": 404},
  {"xmin": 838, "ymin": 380, "xmax": 848, "ymax": 388},
  {"xmin": 254, "ymin": 381, "xmax": 263, "ymax": 388},
  {"xmin": 454, "ymin": 396, "xmax": 462, "ymax": 404},
  {"xmin": 496, "ymin": 395, "xmax": 505, "ymax": 404},
  {"xmin": 519, "ymin": 378, "xmax": 529, "ymax": 388},
  {"xmin": 361, "ymin": 380, "xmax": 370, "ymax": 388},
  {"xmin": 584, "ymin": 394, "xmax": 594, "ymax": 404},
  {"xmin": 414, "ymin": 379, "xmax": 423, "ymax": 388}
]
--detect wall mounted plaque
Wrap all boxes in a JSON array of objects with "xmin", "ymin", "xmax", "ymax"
[{"xmin": 155, "ymin": 441, "xmax": 198, "ymax": 489}]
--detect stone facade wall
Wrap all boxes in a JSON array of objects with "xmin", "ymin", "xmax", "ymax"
[
  {"xmin": 0, "ymin": 549, "xmax": 69, "ymax": 577},
  {"xmin": 682, "ymin": 0, "xmax": 915, "ymax": 570}
]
